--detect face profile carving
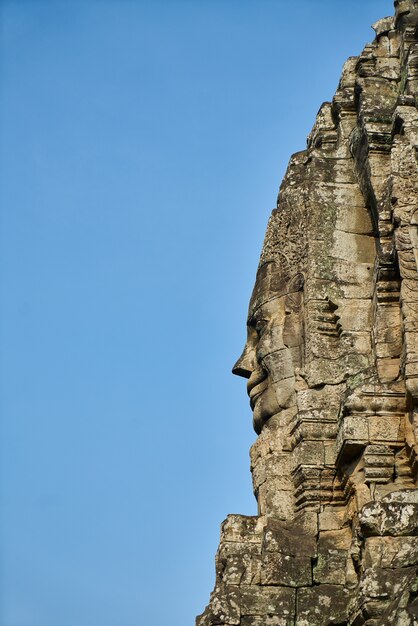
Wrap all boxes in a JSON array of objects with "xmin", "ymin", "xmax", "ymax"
[
  {"xmin": 232, "ymin": 263, "xmax": 304, "ymax": 434},
  {"xmin": 198, "ymin": 8, "xmax": 418, "ymax": 624}
]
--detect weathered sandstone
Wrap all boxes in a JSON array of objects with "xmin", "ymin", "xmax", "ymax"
[{"xmin": 198, "ymin": 2, "xmax": 418, "ymax": 624}]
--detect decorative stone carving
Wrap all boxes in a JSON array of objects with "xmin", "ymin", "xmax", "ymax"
[{"xmin": 197, "ymin": 2, "xmax": 418, "ymax": 624}]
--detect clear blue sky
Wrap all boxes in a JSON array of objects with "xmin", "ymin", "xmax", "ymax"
[{"xmin": 0, "ymin": 1, "xmax": 393, "ymax": 625}]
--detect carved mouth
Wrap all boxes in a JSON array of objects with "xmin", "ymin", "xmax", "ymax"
[
  {"xmin": 248, "ymin": 378, "xmax": 269, "ymax": 409},
  {"xmin": 249, "ymin": 389, "xmax": 265, "ymax": 409},
  {"xmin": 247, "ymin": 367, "xmax": 267, "ymax": 396}
]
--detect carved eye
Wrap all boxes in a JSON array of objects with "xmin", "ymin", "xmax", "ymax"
[{"xmin": 255, "ymin": 320, "xmax": 267, "ymax": 337}]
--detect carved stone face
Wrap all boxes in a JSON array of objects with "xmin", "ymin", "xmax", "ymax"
[{"xmin": 233, "ymin": 264, "xmax": 303, "ymax": 434}]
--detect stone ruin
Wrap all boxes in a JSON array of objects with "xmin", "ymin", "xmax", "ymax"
[{"xmin": 197, "ymin": 2, "xmax": 418, "ymax": 624}]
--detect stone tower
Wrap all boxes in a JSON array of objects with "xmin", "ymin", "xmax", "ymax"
[{"xmin": 197, "ymin": 2, "xmax": 418, "ymax": 624}]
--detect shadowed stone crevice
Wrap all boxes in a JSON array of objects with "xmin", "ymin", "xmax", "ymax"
[{"xmin": 197, "ymin": 2, "xmax": 418, "ymax": 625}]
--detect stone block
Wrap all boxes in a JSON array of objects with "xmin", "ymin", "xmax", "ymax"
[
  {"xmin": 263, "ymin": 522, "xmax": 317, "ymax": 558},
  {"xmin": 376, "ymin": 356, "xmax": 401, "ymax": 382},
  {"xmin": 241, "ymin": 617, "xmax": 294, "ymax": 626},
  {"xmin": 374, "ymin": 326, "xmax": 402, "ymax": 360},
  {"xmin": 357, "ymin": 565, "xmax": 416, "ymax": 603},
  {"xmin": 313, "ymin": 547, "xmax": 348, "ymax": 585},
  {"xmin": 221, "ymin": 515, "xmax": 263, "ymax": 543},
  {"xmin": 294, "ymin": 510, "xmax": 318, "ymax": 536},
  {"xmin": 258, "ymin": 484, "xmax": 294, "ymax": 520},
  {"xmin": 292, "ymin": 466, "xmax": 341, "ymax": 506},
  {"xmin": 305, "ymin": 352, "xmax": 370, "ymax": 387},
  {"xmin": 324, "ymin": 441, "xmax": 337, "ymax": 466},
  {"xmin": 292, "ymin": 419, "xmax": 338, "ymax": 442},
  {"xmin": 296, "ymin": 585, "xmax": 351, "ymax": 625},
  {"xmin": 363, "ymin": 536, "xmax": 418, "ymax": 569},
  {"xmin": 305, "ymin": 276, "xmax": 374, "ymax": 301},
  {"xmin": 336, "ymin": 415, "xmax": 369, "ymax": 460},
  {"xmin": 262, "ymin": 350, "xmax": 294, "ymax": 384},
  {"xmin": 250, "ymin": 416, "xmax": 295, "ymax": 460},
  {"xmin": 319, "ymin": 528, "xmax": 352, "ymax": 550},
  {"xmin": 251, "ymin": 455, "xmax": 294, "ymax": 493},
  {"xmin": 292, "ymin": 440, "xmax": 325, "ymax": 469},
  {"xmin": 296, "ymin": 385, "xmax": 344, "ymax": 420},
  {"xmin": 339, "ymin": 415, "xmax": 369, "ymax": 441},
  {"xmin": 240, "ymin": 586, "xmax": 295, "ymax": 617},
  {"xmin": 201, "ymin": 585, "xmax": 241, "ymax": 625},
  {"xmin": 261, "ymin": 551, "xmax": 312, "ymax": 587},
  {"xmin": 364, "ymin": 445, "xmax": 395, "ymax": 483},
  {"xmin": 318, "ymin": 507, "xmax": 346, "ymax": 531},
  {"xmin": 359, "ymin": 500, "xmax": 418, "ymax": 536},
  {"xmin": 217, "ymin": 542, "xmax": 261, "ymax": 585},
  {"xmin": 383, "ymin": 490, "xmax": 418, "ymax": 504},
  {"xmin": 306, "ymin": 157, "xmax": 358, "ymax": 184},
  {"xmin": 368, "ymin": 415, "xmax": 404, "ymax": 444},
  {"xmin": 364, "ymin": 444, "xmax": 394, "ymax": 464},
  {"xmin": 340, "ymin": 331, "xmax": 372, "ymax": 355}
]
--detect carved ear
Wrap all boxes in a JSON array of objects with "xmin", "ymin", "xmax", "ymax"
[
  {"xmin": 285, "ymin": 291, "xmax": 303, "ymax": 313},
  {"xmin": 287, "ymin": 272, "xmax": 304, "ymax": 294},
  {"xmin": 409, "ymin": 211, "xmax": 418, "ymax": 264},
  {"xmin": 284, "ymin": 274, "xmax": 304, "ymax": 312}
]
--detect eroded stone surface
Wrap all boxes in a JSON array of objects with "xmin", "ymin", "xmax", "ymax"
[{"xmin": 197, "ymin": 2, "xmax": 418, "ymax": 624}]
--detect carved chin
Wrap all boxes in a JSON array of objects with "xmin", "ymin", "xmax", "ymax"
[
  {"xmin": 252, "ymin": 382, "xmax": 295, "ymax": 434},
  {"xmin": 252, "ymin": 388, "xmax": 280, "ymax": 434}
]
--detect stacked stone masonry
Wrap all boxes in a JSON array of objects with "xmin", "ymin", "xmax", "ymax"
[{"xmin": 197, "ymin": 2, "xmax": 418, "ymax": 625}]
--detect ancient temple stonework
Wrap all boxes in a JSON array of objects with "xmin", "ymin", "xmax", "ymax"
[{"xmin": 197, "ymin": 2, "xmax": 418, "ymax": 624}]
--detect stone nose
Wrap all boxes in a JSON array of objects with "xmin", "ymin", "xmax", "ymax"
[{"xmin": 232, "ymin": 344, "xmax": 255, "ymax": 379}]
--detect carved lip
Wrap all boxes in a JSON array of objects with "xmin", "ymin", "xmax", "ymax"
[
  {"xmin": 247, "ymin": 367, "xmax": 267, "ymax": 396},
  {"xmin": 249, "ymin": 379, "xmax": 268, "ymax": 409}
]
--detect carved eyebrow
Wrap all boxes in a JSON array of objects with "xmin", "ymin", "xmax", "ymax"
[
  {"xmin": 248, "ymin": 306, "xmax": 269, "ymax": 327},
  {"xmin": 246, "ymin": 318, "xmax": 268, "ymax": 341},
  {"xmin": 247, "ymin": 294, "xmax": 284, "ymax": 325},
  {"xmin": 247, "ymin": 316, "xmax": 259, "ymax": 329}
]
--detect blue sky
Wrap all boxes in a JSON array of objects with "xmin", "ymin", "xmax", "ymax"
[{"xmin": 0, "ymin": 1, "xmax": 393, "ymax": 625}]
